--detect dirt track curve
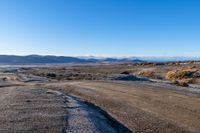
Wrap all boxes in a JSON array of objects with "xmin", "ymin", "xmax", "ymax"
[{"xmin": 0, "ymin": 85, "xmax": 131, "ymax": 133}]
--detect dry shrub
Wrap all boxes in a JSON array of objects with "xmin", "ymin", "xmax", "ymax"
[
  {"xmin": 192, "ymin": 78, "xmax": 200, "ymax": 85},
  {"xmin": 121, "ymin": 71, "xmax": 130, "ymax": 75},
  {"xmin": 166, "ymin": 68, "xmax": 197, "ymax": 80},
  {"xmin": 46, "ymin": 73, "xmax": 57, "ymax": 78},
  {"xmin": 193, "ymin": 72, "xmax": 200, "ymax": 78},
  {"xmin": 172, "ymin": 80, "xmax": 189, "ymax": 87},
  {"xmin": 138, "ymin": 71, "xmax": 155, "ymax": 78}
]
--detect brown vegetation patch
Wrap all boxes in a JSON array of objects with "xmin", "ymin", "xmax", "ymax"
[
  {"xmin": 172, "ymin": 80, "xmax": 189, "ymax": 87},
  {"xmin": 138, "ymin": 71, "xmax": 155, "ymax": 78},
  {"xmin": 166, "ymin": 68, "xmax": 197, "ymax": 80}
]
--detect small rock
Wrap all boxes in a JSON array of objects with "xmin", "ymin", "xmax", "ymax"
[{"xmin": 26, "ymin": 100, "xmax": 32, "ymax": 103}]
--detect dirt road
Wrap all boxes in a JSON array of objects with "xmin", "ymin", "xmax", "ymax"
[
  {"xmin": 45, "ymin": 80, "xmax": 200, "ymax": 133},
  {"xmin": 0, "ymin": 86, "xmax": 131, "ymax": 133},
  {"xmin": 0, "ymin": 86, "xmax": 66, "ymax": 132}
]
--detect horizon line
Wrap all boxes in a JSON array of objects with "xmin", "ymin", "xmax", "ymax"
[{"xmin": 0, "ymin": 54, "xmax": 200, "ymax": 59}]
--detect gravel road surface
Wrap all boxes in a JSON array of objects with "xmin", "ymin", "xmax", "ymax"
[{"xmin": 0, "ymin": 86, "xmax": 131, "ymax": 133}]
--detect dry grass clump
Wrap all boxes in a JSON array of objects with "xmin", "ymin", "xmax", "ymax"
[
  {"xmin": 193, "ymin": 72, "xmax": 200, "ymax": 78},
  {"xmin": 138, "ymin": 71, "xmax": 155, "ymax": 77},
  {"xmin": 192, "ymin": 78, "xmax": 200, "ymax": 84},
  {"xmin": 166, "ymin": 67, "xmax": 200, "ymax": 86},
  {"xmin": 172, "ymin": 80, "xmax": 189, "ymax": 87},
  {"xmin": 166, "ymin": 67, "xmax": 197, "ymax": 80},
  {"xmin": 121, "ymin": 71, "xmax": 130, "ymax": 75},
  {"xmin": 166, "ymin": 70, "xmax": 191, "ymax": 80},
  {"xmin": 137, "ymin": 70, "xmax": 162, "ymax": 79},
  {"xmin": 0, "ymin": 74, "xmax": 19, "ymax": 81}
]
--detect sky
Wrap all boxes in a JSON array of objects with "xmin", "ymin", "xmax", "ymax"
[{"xmin": 0, "ymin": 0, "xmax": 200, "ymax": 57}]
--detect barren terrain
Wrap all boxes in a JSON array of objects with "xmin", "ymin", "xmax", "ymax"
[{"xmin": 0, "ymin": 62, "xmax": 200, "ymax": 133}]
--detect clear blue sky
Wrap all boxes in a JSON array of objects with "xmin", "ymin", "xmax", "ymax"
[{"xmin": 0, "ymin": 0, "xmax": 200, "ymax": 57}]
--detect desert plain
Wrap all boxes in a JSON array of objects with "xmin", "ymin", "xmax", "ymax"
[{"xmin": 0, "ymin": 61, "xmax": 200, "ymax": 133}]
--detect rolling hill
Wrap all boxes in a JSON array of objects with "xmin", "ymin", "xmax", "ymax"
[{"xmin": 0, "ymin": 55, "xmax": 143, "ymax": 64}]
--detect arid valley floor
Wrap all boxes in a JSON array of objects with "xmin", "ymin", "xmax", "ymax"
[{"xmin": 0, "ymin": 62, "xmax": 200, "ymax": 133}]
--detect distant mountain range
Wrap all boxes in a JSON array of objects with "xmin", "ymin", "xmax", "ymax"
[
  {"xmin": 0, "ymin": 55, "xmax": 199, "ymax": 64},
  {"xmin": 135, "ymin": 57, "xmax": 200, "ymax": 62},
  {"xmin": 0, "ymin": 55, "xmax": 143, "ymax": 64}
]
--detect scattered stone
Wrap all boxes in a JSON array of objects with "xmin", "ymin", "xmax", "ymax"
[
  {"xmin": 121, "ymin": 71, "xmax": 130, "ymax": 75},
  {"xmin": 26, "ymin": 100, "xmax": 32, "ymax": 103}
]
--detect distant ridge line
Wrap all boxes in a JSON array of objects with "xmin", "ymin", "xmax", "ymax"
[
  {"xmin": 0, "ymin": 55, "xmax": 143, "ymax": 64},
  {"xmin": 0, "ymin": 55, "xmax": 199, "ymax": 64}
]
